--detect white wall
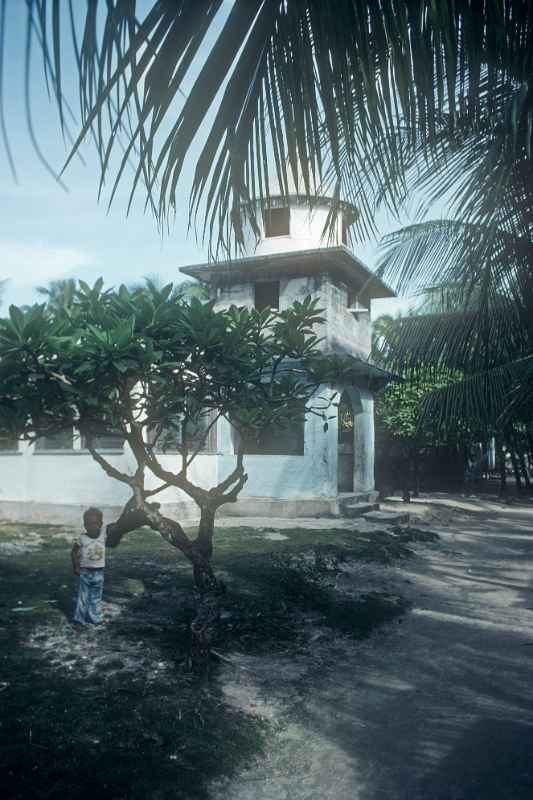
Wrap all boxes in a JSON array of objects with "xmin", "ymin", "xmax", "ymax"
[
  {"xmin": 351, "ymin": 386, "xmax": 375, "ymax": 492},
  {"xmin": 324, "ymin": 278, "xmax": 371, "ymax": 359},
  {"xmin": 0, "ymin": 441, "xmax": 218, "ymax": 522},
  {"xmin": 216, "ymin": 384, "xmax": 338, "ymax": 503},
  {"xmin": 241, "ymin": 203, "xmax": 343, "ymax": 257}
]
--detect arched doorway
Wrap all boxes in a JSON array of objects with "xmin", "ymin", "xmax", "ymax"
[{"xmin": 337, "ymin": 392, "xmax": 354, "ymax": 492}]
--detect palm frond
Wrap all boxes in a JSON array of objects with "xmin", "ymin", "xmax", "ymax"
[
  {"xmin": 6, "ymin": 1, "xmax": 531, "ymax": 249},
  {"xmin": 421, "ymin": 356, "xmax": 533, "ymax": 430}
]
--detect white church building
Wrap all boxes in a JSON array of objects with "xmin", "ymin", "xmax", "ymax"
[{"xmin": 0, "ymin": 195, "xmax": 394, "ymax": 524}]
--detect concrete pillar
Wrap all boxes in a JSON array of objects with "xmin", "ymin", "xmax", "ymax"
[{"xmin": 353, "ymin": 387, "xmax": 375, "ymax": 492}]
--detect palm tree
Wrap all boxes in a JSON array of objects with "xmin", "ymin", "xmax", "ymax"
[
  {"xmin": 3, "ymin": 2, "xmax": 532, "ymax": 441},
  {"xmin": 373, "ymin": 219, "xmax": 533, "ymax": 492},
  {"xmin": 35, "ymin": 279, "xmax": 77, "ymax": 311},
  {"xmin": 128, "ymin": 274, "xmax": 208, "ymax": 303},
  {"xmin": 375, "ymin": 220, "xmax": 532, "ymax": 424},
  {"xmin": 4, "ymin": 2, "xmax": 531, "ymax": 253}
]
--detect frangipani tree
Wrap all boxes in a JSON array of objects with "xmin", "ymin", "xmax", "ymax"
[{"xmin": 0, "ymin": 279, "xmax": 336, "ymax": 590}]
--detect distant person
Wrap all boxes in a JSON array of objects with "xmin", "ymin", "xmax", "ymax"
[{"xmin": 71, "ymin": 507, "xmax": 108, "ymax": 629}]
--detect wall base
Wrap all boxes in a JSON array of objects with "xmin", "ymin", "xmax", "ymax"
[
  {"xmin": 0, "ymin": 496, "xmax": 343, "ymax": 525},
  {"xmin": 0, "ymin": 500, "xmax": 199, "ymax": 527},
  {"xmin": 218, "ymin": 496, "xmax": 337, "ymax": 518}
]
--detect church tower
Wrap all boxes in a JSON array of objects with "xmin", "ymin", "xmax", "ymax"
[{"xmin": 181, "ymin": 194, "xmax": 395, "ymax": 515}]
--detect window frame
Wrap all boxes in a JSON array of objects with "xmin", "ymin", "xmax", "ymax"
[
  {"xmin": 263, "ymin": 206, "xmax": 290, "ymax": 238},
  {"xmin": 34, "ymin": 428, "xmax": 74, "ymax": 452},
  {"xmin": 148, "ymin": 412, "xmax": 218, "ymax": 455},
  {"xmin": 254, "ymin": 280, "xmax": 280, "ymax": 312},
  {"xmin": 0, "ymin": 434, "xmax": 19, "ymax": 453},
  {"xmin": 80, "ymin": 431, "xmax": 125, "ymax": 451},
  {"xmin": 237, "ymin": 418, "xmax": 305, "ymax": 457}
]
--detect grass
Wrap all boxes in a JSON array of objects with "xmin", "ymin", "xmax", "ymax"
[{"xmin": 0, "ymin": 520, "xmax": 415, "ymax": 800}]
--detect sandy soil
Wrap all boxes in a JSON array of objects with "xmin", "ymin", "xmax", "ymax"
[{"xmin": 211, "ymin": 496, "xmax": 533, "ymax": 800}]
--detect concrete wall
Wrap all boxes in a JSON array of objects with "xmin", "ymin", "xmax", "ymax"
[
  {"xmin": 0, "ymin": 441, "xmax": 215, "ymax": 525},
  {"xmin": 213, "ymin": 273, "xmax": 370, "ymax": 360},
  {"xmin": 324, "ymin": 277, "xmax": 371, "ymax": 359},
  {"xmin": 210, "ymin": 281, "xmax": 254, "ymax": 310},
  {"xmin": 0, "ymin": 388, "xmax": 375, "ymax": 522},
  {"xmin": 215, "ymin": 385, "xmax": 339, "ymax": 516}
]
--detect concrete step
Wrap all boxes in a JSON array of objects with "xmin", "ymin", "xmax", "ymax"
[
  {"xmin": 338, "ymin": 491, "xmax": 379, "ymax": 512},
  {"xmin": 362, "ymin": 510, "xmax": 410, "ymax": 525},
  {"xmin": 343, "ymin": 502, "xmax": 380, "ymax": 518}
]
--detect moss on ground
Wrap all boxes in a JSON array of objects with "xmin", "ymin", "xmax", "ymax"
[{"xmin": 0, "ymin": 521, "xmax": 414, "ymax": 799}]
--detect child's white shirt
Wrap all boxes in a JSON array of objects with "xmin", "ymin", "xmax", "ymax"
[{"xmin": 79, "ymin": 529, "xmax": 106, "ymax": 569}]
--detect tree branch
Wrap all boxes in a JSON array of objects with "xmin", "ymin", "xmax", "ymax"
[{"xmin": 84, "ymin": 437, "xmax": 134, "ymax": 485}]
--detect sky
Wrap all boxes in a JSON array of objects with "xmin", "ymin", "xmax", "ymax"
[{"xmin": 0, "ymin": 2, "xmax": 417, "ymax": 319}]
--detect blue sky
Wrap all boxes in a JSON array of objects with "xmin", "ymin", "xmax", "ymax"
[{"xmin": 0, "ymin": 2, "xmax": 415, "ymax": 318}]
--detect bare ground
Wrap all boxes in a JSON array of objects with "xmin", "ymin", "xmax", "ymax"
[
  {"xmin": 1, "ymin": 496, "xmax": 532, "ymax": 799},
  {"xmin": 211, "ymin": 496, "xmax": 533, "ymax": 800}
]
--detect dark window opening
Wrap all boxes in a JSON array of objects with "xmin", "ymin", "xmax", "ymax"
[
  {"xmin": 82, "ymin": 431, "xmax": 124, "ymax": 450},
  {"xmin": 35, "ymin": 428, "xmax": 74, "ymax": 450},
  {"xmin": 149, "ymin": 413, "xmax": 217, "ymax": 453},
  {"xmin": 341, "ymin": 217, "xmax": 349, "ymax": 245},
  {"xmin": 254, "ymin": 281, "xmax": 280, "ymax": 311},
  {"xmin": 239, "ymin": 420, "xmax": 304, "ymax": 456},
  {"xmin": 0, "ymin": 434, "xmax": 18, "ymax": 451},
  {"xmin": 263, "ymin": 207, "xmax": 290, "ymax": 237}
]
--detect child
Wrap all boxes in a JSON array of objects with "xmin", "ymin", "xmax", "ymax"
[{"xmin": 71, "ymin": 507, "xmax": 107, "ymax": 628}]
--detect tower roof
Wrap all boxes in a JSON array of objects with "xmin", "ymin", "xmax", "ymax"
[{"xmin": 180, "ymin": 246, "xmax": 395, "ymax": 302}]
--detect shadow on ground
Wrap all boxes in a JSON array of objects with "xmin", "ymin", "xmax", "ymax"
[{"xmin": 0, "ymin": 521, "xmax": 410, "ymax": 800}]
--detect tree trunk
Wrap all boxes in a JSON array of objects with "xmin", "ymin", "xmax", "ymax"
[
  {"xmin": 401, "ymin": 447, "xmax": 411, "ymax": 503},
  {"xmin": 519, "ymin": 451, "xmax": 531, "ymax": 490},
  {"xmin": 412, "ymin": 447, "xmax": 420, "ymax": 498},
  {"xmin": 527, "ymin": 433, "xmax": 533, "ymax": 468},
  {"xmin": 106, "ymin": 499, "xmax": 218, "ymax": 590},
  {"xmin": 192, "ymin": 506, "xmax": 216, "ymax": 589},
  {"xmin": 496, "ymin": 437, "xmax": 507, "ymax": 499},
  {"xmin": 106, "ymin": 498, "xmax": 221, "ymax": 671},
  {"xmin": 509, "ymin": 446, "xmax": 523, "ymax": 493}
]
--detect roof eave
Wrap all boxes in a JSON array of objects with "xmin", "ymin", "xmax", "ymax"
[{"xmin": 180, "ymin": 247, "xmax": 396, "ymax": 300}]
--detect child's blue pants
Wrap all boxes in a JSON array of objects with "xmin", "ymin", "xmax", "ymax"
[{"xmin": 73, "ymin": 568, "xmax": 104, "ymax": 624}]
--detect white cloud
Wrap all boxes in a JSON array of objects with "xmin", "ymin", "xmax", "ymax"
[{"xmin": 0, "ymin": 241, "xmax": 95, "ymax": 288}]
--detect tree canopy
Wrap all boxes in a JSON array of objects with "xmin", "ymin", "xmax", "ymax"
[
  {"xmin": 3, "ymin": 1, "xmax": 532, "ymax": 451},
  {"xmin": 0, "ymin": 278, "xmax": 336, "ymax": 586}
]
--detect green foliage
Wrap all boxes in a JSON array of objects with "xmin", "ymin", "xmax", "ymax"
[
  {"xmin": 0, "ymin": 278, "xmax": 335, "ymax": 507},
  {"xmin": 35, "ymin": 279, "xmax": 77, "ymax": 311},
  {"xmin": 4, "ymin": 2, "xmax": 532, "ymax": 254},
  {"xmin": 375, "ymin": 372, "xmax": 462, "ymax": 449},
  {"xmin": 376, "ymin": 220, "xmax": 533, "ymax": 431}
]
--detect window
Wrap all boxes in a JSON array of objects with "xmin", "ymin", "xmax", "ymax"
[
  {"xmin": 341, "ymin": 217, "xmax": 349, "ymax": 245},
  {"xmin": 81, "ymin": 432, "xmax": 124, "ymax": 450},
  {"xmin": 254, "ymin": 281, "xmax": 280, "ymax": 311},
  {"xmin": 263, "ymin": 206, "xmax": 290, "ymax": 237},
  {"xmin": 0, "ymin": 434, "xmax": 18, "ymax": 451},
  {"xmin": 239, "ymin": 420, "xmax": 304, "ymax": 456},
  {"xmin": 35, "ymin": 428, "xmax": 73, "ymax": 450},
  {"xmin": 149, "ymin": 413, "xmax": 217, "ymax": 453}
]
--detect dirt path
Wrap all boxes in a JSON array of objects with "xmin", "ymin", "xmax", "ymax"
[{"xmin": 211, "ymin": 500, "xmax": 533, "ymax": 800}]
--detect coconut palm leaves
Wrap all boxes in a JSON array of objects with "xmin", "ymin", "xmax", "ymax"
[
  {"xmin": 374, "ymin": 219, "xmax": 533, "ymax": 429},
  {"xmin": 4, "ymin": 1, "xmax": 531, "ymax": 251}
]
